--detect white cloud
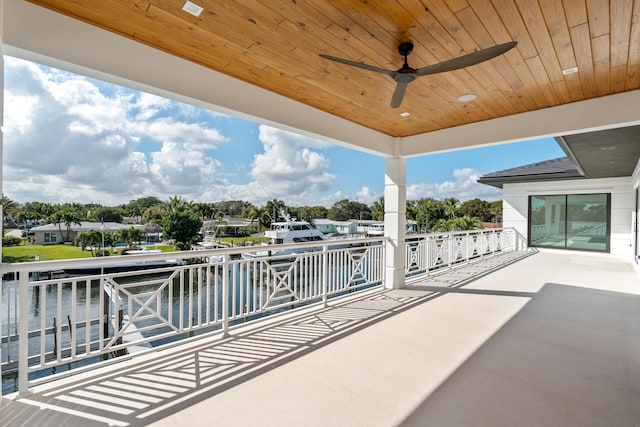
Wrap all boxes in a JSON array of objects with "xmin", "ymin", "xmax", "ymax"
[
  {"xmin": 149, "ymin": 142, "xmax": 223, "ymax": 191},
  {"xmin": 3, "ymin": 56, "xmax": 229, "ymax": 205},
  {"xmin": 407, "ymin": 168, "xmax": 502, "ymax": 201},
  {"xmin": 248, "ymin": 125, "xmax": 335, "ymax": 203},
  {"xmin": 354, "ymin": 187, "xmax": 380, "ymax": 205}
]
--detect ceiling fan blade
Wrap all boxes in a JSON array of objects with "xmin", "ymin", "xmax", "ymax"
[
  {"xmin": 319, "ymin": 54, "xmax": 397, "ymax": 77},
  {"xmin": 390, "ymin": 81, "xmax": 409, "ymax": 108},
  {"xmin": 415, "ymin": 41, "xmax": 517, "ymax": 76}
]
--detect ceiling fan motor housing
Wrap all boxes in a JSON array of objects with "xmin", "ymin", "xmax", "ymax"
[{"xmin": 398, "ymin": 42, "xmax": 414, "ymax": 56}]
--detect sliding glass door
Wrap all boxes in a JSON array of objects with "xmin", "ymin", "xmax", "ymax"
[{"xmin": 529, "ymin": 193, "xmax": 610, "ymax": 252}]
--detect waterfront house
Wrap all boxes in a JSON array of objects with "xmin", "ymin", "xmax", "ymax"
[
  {"xmin": 312, "ymin": 218, "xmax": 357, "ymax": 235},
  {"xmin": 29, "ymin": 221, "xmax": 145, "ymax": 245}
]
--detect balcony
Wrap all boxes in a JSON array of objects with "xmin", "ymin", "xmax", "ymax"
[{"xmin": 1, "ymin": 229, "xmax": 639, "ymax": 425}]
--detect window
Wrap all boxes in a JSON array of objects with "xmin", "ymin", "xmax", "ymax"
[
  {"xmin": 529, "ymin": 193, "xmax": 610, "ymax": 252},
  {"xmin": 44, "ymin": 232, "xmax": 58, "ymax": 244}
]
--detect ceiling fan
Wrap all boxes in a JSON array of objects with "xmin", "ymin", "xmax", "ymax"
[{"xmin": 320, "ymin": 41, "xmax": 517, "ymax": 108}]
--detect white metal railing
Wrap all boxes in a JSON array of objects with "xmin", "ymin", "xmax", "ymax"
[
  {"xmin": 405, "ymin": 228, "xmax": 526, "ymax": 277},
  {"xmin": 1, "ymin": 238, "xmax": 384, "ymax": 396},
  {"xmin": 1, "ymin": 228, "xmax": 526, "ymax": 397}
]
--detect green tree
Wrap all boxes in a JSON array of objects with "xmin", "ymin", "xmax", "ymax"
[
  {"xmin": 264, "ymin": 199, "xmax": 287, "ymax": 226},
  {"xmin": 490, "ymin": 200, "xmax": 503, "ymax": 224},
  {"xmin": 1, "ymin": 194, "xmax": 17, "ymax": 233},
  {"xmin": 460, "ymin": 198, "xmax": 491, "ymax": 222},
  {"xmin": 406, "ymin": 200, "xmax": 417, "ymax": 221},
  {"xmin": 164, "ymin": 195, "xmax": 189, "ymax": 215},
  {"xmin": 124, "ymin": 196, "xmax": 162, "ymax": 222},
  {"xmin": 114, "ymin": 227, "xmax": 147, "ymax": 247},
  {"xmin": 443, "ymin": 197, "xmax": 460, "ymax": 219},
  {"xmin": 163, "ymin": 209, "xmax": 203, "ymax": 250},
  {"xmin": 143, "ymin": 205, "xmax": 164, "ymax": 224},
  {"xmin": 193, "ymin": 202, "xmax": 217, "ymax": 221},
  {"xmin": 370, "ymin": 197, "xmax": 385, "ymax": 221},
  {"xmin": 431, "ymin": 215, "xmax": 482, "ymax": 232},
  {"xmin": 454, "ymin": 215, "xmax": 483, "ymax": 230},
  {"xmin": 247, "ymin": 205, "xmax": 266, "ymax": 233},
  {"xmin": 76, "ymin": 229, "xmax": 105, "ymax": 257},
  {"xmin": 328, "ymin": 199, "xmax": 370, "ymax": 221},
  {"xmin": 415, "ymin": 198, "xmax": 444, "ymax": 232},
  {"xmin": 311, "ymin": 205, "xmax": 328, "ymax": 219},
  {"xmin": 89, "ymin": 206, "xmax": 124, "ymax": 223},
  {"xmin": 214, "ymin": 200, "xmax": 251, "ymax": 217},
  {"xmin": 24, "ymin": 202, "xmax": 56, "ymax": 221}
]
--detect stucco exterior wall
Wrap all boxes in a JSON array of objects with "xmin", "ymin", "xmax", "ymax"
[{"xmin": 502, "ymin": 176, "xmax": 633, "ymax": 257}]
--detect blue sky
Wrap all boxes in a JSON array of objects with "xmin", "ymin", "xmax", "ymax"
[{"xmin": 3, "ymin": 56, "xmax": 564, "ymax": 207}]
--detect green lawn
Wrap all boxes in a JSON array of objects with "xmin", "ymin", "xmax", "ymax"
[
  {"xmin": 218, "ymin": 236, "xmax": 270, "ymax": 246},
  {"xmin": 2, "ymin": 243, "xmax": 175, "ymax": 263}
]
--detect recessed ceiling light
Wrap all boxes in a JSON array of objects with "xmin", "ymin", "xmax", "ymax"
[
  {"xmin": 400, "ymin": 112, "xmax": 411, "ymax": 117},
  {"xmin": 562, "ymin": 67, "xmax": 578, "ymax": 75},
  {"xmin": 182, "ymin": 1, "xmax": 203, "ymax": 17},
  {"xmin": 457, "ymin": 94, "xmax": 477, "ymax": 102}
]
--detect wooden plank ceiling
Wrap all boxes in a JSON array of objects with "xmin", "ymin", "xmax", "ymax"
[{"xmin": 27, "ymin": 0, "xmax": 640, "ymax": 138}]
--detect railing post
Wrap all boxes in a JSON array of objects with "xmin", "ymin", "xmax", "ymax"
[
  {"xmin": 465, "ymin": 232, "xmax": 469, "ymax": 262},
  {"xmin": 221, "ymin": 254, "xmax": 229, "ymax": 337},
  {"xmin": 322, "ymin": 245, "xmax": 328, "ymax": 307},
  {"xmin": 493, "ymin": 230, "xmax": 497, "ymax": 254},
  {"xmin": 18, "ymin": 271, "xmax": 30, "ymax": 396},
  {"xmin": 448, "ymin": 233, "xmax": 453, "ymax": 269}
]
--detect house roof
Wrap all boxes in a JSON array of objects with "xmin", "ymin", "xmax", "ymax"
[
  {"xmin": 31, "ymin": 222, "xmax": 143, "ymax": 233},
  {"xmin": 203, "ymin": 218, "xmax": 255, "ymax": 227},
  {"xmin": 557, "ymin": 125, "xmax": 640, "ymax": 179},
  {"xmin": 478, "ymin": 124, "xmax": 640, "ymax": 188},
  {"xmin": 477, "ymin": 157, "xmax": 583, "ymax": 189}
]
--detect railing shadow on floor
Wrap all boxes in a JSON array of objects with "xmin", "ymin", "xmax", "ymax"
[{"xmin": 0, "ymin": 250, "xmax": 536, "ymax": 427}]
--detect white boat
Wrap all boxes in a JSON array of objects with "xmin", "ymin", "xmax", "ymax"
[
  {"xmin": 242, "ymin": 211, "xmax": 328, "ymax": 259},
  {"xmin": 366, "ymin": 223, "xmax": 384, "ymax": 236}
]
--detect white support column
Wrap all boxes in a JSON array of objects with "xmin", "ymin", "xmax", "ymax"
[{"xmin": 384, "ymin": 156, "xmax": 406, "ymax": 289}]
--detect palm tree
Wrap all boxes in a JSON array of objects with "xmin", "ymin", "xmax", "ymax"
[
  {"xmin": 49, "ymin": 206, "xmax": 84, "ymax": 243},
  {"xmin": 164, "ymin": 195, "xmax": 187, "ymax": 215},
  {"xmin": 454, "ymin": 215, "xmax": 483, "ymax": 230},
  {"xmin": 416, "ymin": 198, "xmax": 442, "ymax": 232},
  {"xmin": 443, "ymin": 197, "xmax": 460, "ymax": 219},
  {"xmin": 114, "ymin": 227, "xmax": 146, "ymax": 247},
  {"xmin": 371, "ymin": 196, "xmax": 385, "ymax": 221},
  {"xmin": 194, "ymin": 202, "xmax": 215, "ymax": 221},
  {"xmin": 76, "ymin": 229, "xmax": 103, "ymax": 257},
  {"xmin": 129, "ymin": 227, "xmax": 148, "ymax": 245},
  {"xmin": 264, "ymin": 199, "xmax": 286, "ymax": 225},
  {"xmin": 247, "ymin": 206, "xmax": 265, "ymax": 233},
  {"xmin": 431, "ymin": 215, "xmax": 482, "ymax": 232},
  {"xmin": 1, "ymin": 193, "xmax": 17, "ymax": 234},
  {"xmin": 431, "ymin": 218, "xmax": 457, "ymax": 232}
]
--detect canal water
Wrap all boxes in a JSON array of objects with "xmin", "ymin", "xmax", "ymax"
[{"xmin": 1, "ymin": 258, "xmax": 370, "ymax": 395}]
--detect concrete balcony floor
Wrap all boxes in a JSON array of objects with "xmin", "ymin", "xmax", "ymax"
[{"xmin": 1, "ymin": 250, "xmax": 639, "ymax": 426}]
